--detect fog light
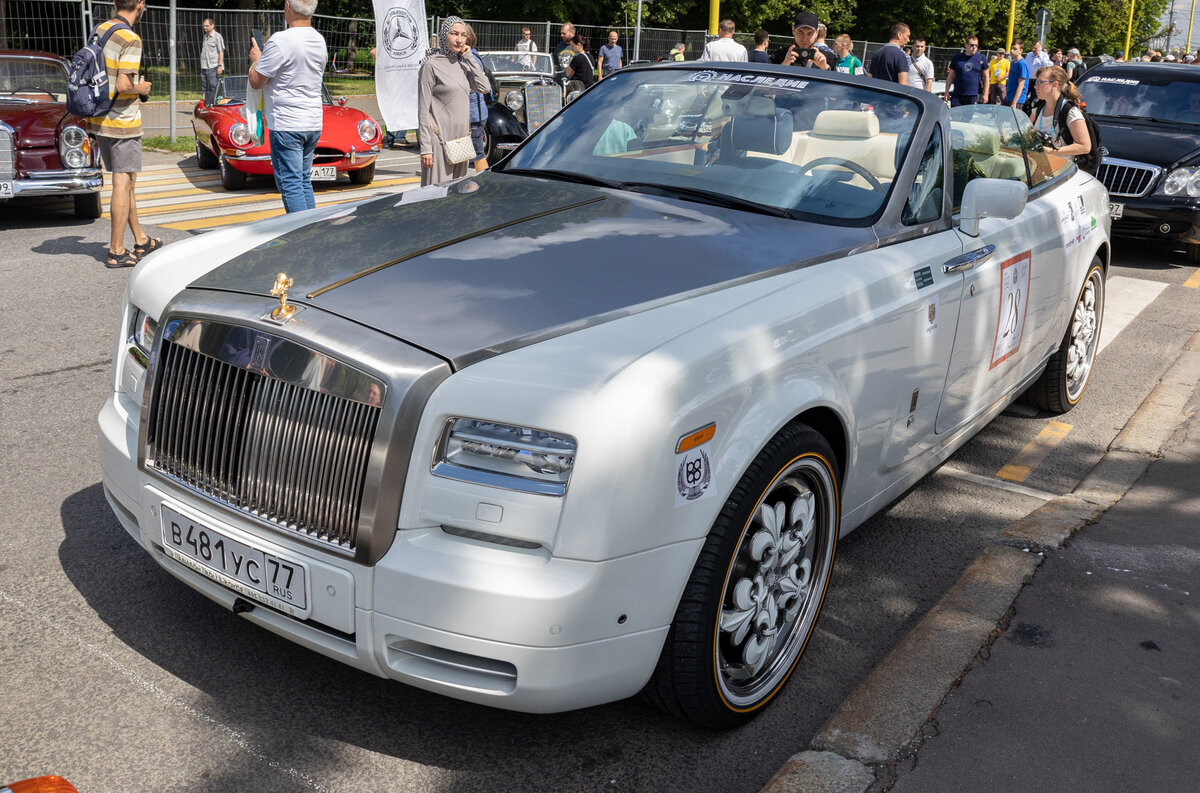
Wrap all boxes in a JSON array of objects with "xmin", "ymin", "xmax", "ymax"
[{"xmin": 1159, "ymin": 224, "xmax": 1172, "ymax": 234}]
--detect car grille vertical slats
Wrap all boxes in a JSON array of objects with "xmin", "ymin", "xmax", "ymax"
[
  {"xmin": 0, "ymin": 127, "xmax": 15, "ymax": 181},
  {"xmin": 1096, "ymin": 160, "xmax": 1159, "ymax": 198},
  {"xmin": 524, "ymin": 82, "xmax": 562, "ymax": 131},
  {"xmin": 148, "ymin": 338, "xmax": 380, "ymax": 551}
]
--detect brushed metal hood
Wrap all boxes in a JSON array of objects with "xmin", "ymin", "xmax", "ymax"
[{"xmin": 190, "ymin": 171, "xmax": 873, "ymax": 368}]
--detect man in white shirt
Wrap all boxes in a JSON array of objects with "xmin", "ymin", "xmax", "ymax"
[
  {"xmin": 700, "ymin": 19, "xmax": 747, "ymax": 62},
  {"xmin": 1024, "ymin": 40, "xmax": 1052, "ymax": 74},
  {"xmin": 908, "ymin": 37, "xmax": 933, "ymax": 91},
  {"xmin": 249, "ymin": 0, "xmax": 328, "ymax": 213},
  {"xmin": 515, "ymin": 26, "xmax": 537, "ymax": 68}
]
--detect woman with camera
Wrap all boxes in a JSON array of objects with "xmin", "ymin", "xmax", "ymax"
[{"xmin": 1030, "ymin": 66, "xmax": 1092, "ymax": 159}]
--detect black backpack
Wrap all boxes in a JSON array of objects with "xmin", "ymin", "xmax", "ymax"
[
  {"xmin": 1068, "ymin": 62, "xmax": 1087, "ymax": 84},
  {"xmin": 66, "ymin": 19, "xmax": 132, "ymax": 118},
  {"xmin": 1056, "ymin": 99, "xmax": 1102, "ymax": 175}
]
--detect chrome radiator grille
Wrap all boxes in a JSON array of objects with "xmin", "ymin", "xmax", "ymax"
[
  {"xmin": 0, "ymin": 126, "xmax": 14, "ymax": 181},
  {"xmin": 524, "ymin": 81, "xmax": 562, "ymax": 131},
  {"xmin": 1096, "ymin": 159, "xmax": 1160, "ymax": 198},
  {"xmin": 147, "ymin": 337, "xmax": 380, "ymax": 550}
]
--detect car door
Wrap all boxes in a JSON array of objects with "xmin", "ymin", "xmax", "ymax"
[{"xmin": 935, "ymin": 105, "xmax": 1066, "ymax": 434}]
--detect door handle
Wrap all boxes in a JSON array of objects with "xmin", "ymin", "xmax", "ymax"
[{"xmin": 942, "ymin": 244, "xmax": 997, "ymax": 274}]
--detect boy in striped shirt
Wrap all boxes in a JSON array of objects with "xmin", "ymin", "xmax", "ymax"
[{"xmin": 88, "ymin": 0, "xmax": 161, "ymax": 268}]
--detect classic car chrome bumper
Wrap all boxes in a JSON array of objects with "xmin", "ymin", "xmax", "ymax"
[
  {"xmin": 2, "ymin": 167, "xmax": 102, "ymax": 197},
  {"xmin": 224, "ymin": 145, "xmax": 381, "ymax": 163}
]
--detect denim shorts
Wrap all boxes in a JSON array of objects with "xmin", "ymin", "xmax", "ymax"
[{"xmin": 470, "ymin": 122, "xmax": 486, "ymax": 162}]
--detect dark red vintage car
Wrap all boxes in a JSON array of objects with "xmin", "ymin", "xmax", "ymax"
[
  {"xmin": 192, "ymin": 75, "xmax": 383, "ymax": 190},
  {"xmin": 0, "ymin": 50, "xmax": 103, "ymax": 218}
]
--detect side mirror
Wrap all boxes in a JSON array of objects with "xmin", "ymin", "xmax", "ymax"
[
  {"xmin": 959, "ymin": 178, "xmax": 1028, "ymax": 237},
  {"xmin": 337, "ymin": 96, "xmax": 347, "ymax": 107}
]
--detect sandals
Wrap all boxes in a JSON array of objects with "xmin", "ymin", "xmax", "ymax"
[
  {"xmin": 134, "ymin": 237, "xmax": 164, "ymax": 257},
  {"xmin": 105, "ymin": 249, "xmax": 139, "ymax": 269}
]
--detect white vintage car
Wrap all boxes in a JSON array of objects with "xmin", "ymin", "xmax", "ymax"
[{"xmin": 98, "ymin": 63, "xmax": 1110, "ymax": 728}]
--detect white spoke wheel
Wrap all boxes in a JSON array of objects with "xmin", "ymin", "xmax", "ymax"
[
  {"xmin": 1022, "ymin": 258, "xmax": 1104, "ymax": 413},
  {"xmin": 642, "ymin": 422, "xmax": 839, "ymax": 728}
]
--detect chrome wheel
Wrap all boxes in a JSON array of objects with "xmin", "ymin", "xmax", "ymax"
[
  {"xmin": 717, "ymin": 455, "xmax": 837, "ymax": 708},
  {"xmin": 1066, "ymin": 267, "xmax": 1103, "ymax": 403}
]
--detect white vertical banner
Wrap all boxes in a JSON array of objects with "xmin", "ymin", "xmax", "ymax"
[{"xmin": 373, "ymin": 0, "xmax": 427, "ymax": 131}]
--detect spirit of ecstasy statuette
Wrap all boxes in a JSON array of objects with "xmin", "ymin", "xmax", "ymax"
[{"xmin": 269, "ymin": 272, "xmax": 297, "ymax": 320}]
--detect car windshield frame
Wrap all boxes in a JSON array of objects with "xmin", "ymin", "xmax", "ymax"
[
  {"xmin": 479, "ymin": 51, "xmax": 556, "ymax": 75},
  {"xmin": 1078, "ymin": 71, "xmax": 1200, "ymax": 126},
  {"xmin": 498, "ymin": 65, "xmax": 924, "ymax": 226},
  {"xmin": 214, "ymin": 75, "xmax": 334, "ymax": 106},
  {"xmin": 0, "ymin": 55, "xmax": 69, "ymax": 103}
]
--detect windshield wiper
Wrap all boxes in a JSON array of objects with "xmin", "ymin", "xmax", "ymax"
[
  {"xmin": 500, "ymin": 167, "xmax": 621, "ymax": 188},
  {"xmin": 617, "ymin": 181, "xmax": 794, "ymax": 218}
]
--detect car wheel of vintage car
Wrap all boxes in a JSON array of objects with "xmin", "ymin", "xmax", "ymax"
[
  {"xmin": 73, "ymin": 192, "xmax": 102, "ymax": 219},
  {"xmin": 1022, "ymin": 257, "xmax": 1105, "ymax": 413},
  {"xmin": 348, "ymin": 161, "xmax": 375, "ymax": 185},
  {"xmin": 219, "ymin": 155, "xmax": 246, "ymax": 190},
  {"xmin": 643, "ymin": 421, "xmax": 839, "ymax": 728},
  {"xmin": 195, "ymin": 136, "xmax": 218, "ymax": 169}
]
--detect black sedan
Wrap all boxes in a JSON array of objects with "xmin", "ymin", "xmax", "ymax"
[{"xmin": 1079, "ymin": 62, "xmax": 1200, "ymax": 263}]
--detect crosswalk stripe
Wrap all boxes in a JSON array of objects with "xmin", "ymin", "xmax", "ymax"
[
  {"xmin": 1184, "ymin": 268, "xmax": 1200, "ymax": 289},
  {"xmin": 127, "ymin": 176, "xmax": 420, "ymax": 219},
  {"xmin": 1098, "ymin": 275, "xmax": 1169, "ymax": 355},
  {"xmin": 157, "ymin": 196, "xmax": 369, "ymax": 230}
]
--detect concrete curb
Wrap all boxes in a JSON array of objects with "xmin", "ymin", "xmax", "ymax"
[{"xmin": 761, "ymin": 329, "xmax": 1200, "ymax": 793}]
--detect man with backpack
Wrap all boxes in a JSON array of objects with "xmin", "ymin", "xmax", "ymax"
[{"xmin": 84, "ymin": 0, "xmax": 160, "ymax": 268}]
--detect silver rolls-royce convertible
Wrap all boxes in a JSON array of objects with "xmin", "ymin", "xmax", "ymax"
[{"xmin": 99, "ymin": 62, "xmax": 1110, "ymax": 728}]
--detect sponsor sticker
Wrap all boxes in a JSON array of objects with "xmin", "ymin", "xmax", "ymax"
[
  {"xmin": 925, "ymin": 295, "xmax": 939, "ymax": 336},
  {"xmin": 688, "ymin": 70, "xmax": 810, "ymax": 91},
  {"xmin": 1090, "ymin": 76, "xmax": 1139, "ymax": 86},
  {"xmin": 675, "ymin": 442, "xmax": 714, "ymax": 506},
  {"xmin": 914, "ymin": 266, "xmax": 934, "ymax": 290}
]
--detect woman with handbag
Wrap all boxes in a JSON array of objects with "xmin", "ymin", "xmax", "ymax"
[{"xmin": 418, "ymin": 16, "xmax": 490, "ymax": 186}]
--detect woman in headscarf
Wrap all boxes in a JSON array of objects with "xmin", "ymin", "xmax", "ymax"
[{"xmin": 418, "ymin": 16, "xmax": 490, "ymax": 185}]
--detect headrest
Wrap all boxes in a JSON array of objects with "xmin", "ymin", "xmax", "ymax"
[
  {"xmin": 729, "ymin": 109, "xmax": 794, "ymax": 156},
  {"xmin": 721, "ymin": 94, "xmax": 776, "ymax": 117},
  {"xmin": 952, "ymin": 122, "xmax": 1000, "ymax": 155},
  {"xmin": 812, "ymin": 110, "xmax": 879, "ymax": 138}
]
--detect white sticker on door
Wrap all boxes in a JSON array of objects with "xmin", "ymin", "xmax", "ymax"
[{"xmin": 990, "ymin": 251, "xmax": 1032, "ymax": 370}]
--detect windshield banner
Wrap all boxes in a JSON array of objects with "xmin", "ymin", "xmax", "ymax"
[{"xmin": 373, "ymin": 0, "xmax": 428, "ymax": 131}]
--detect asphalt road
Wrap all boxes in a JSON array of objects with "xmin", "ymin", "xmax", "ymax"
[{"xmin": 2, "ymin": 162, "xmax": 1199, "ymax": 792}]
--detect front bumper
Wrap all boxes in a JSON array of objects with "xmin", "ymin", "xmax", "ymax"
[
  {"xmin": 1109, "ymin": 194, "xmax": 1200, "ymax": 246},
  {"xmin": 1, "ymin": 167, "xmax": 102, "ymax": 198},
  {"xmin": 222, "ymin": 145, "xmax": 380, "ymax": 174},
  {"xmin": 98, "ymin": 388, "xmax": 691, "ymax": 713}
]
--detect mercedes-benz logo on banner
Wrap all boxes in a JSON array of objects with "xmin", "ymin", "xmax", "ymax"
[{"xmin": 382, "ymin": 8, "xmax": 421, "ymax": 60}]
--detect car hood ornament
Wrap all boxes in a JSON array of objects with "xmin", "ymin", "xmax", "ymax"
[{"xmin": 270, "ymin": 272, "xmax": 297, "ymax": 320}]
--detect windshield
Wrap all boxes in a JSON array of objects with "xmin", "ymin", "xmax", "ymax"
[
  {"xmin": 502, "ymin": 67, "xmax": 921, "ymax": 223},
  {"xmin": 1078, "ymin": 73, "xmax": 1200, "ymax": 125},
  {"xmin": 480, "ymin": 52, "xmax": 554, "ymax": 74},
  {"xmin": 0, "ymin": 57, "xmax": 68, "ymax": 102},
  {"xmin": 216, "ymin": 75, "xmax": 333, "ymax": 105}
]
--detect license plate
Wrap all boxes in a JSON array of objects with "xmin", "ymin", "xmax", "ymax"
[
  {"xmin": 1109, "ymin": 202, "xmax": 1124, "ymax": 219},
  {"xmin": 310, "ymin": 165, "xmax": 337, "ymax": 181},
  {"xmin": 0, "ymin": 181, "xmax": 13, "ymax": 197},
  {"xmin": 161, "ymin": 504, "xmax": 308, "ymax": 612}
]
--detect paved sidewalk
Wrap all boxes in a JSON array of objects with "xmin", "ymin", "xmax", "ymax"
[
  {"xmin": 888, "ymin": 384, "xmax": 1200, "ymax": 792},
  {"xmin": 763, "ymin": 332, "xmax": 1200, "ymax": 793}
]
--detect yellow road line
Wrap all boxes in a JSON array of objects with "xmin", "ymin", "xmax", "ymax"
[
  {"xmin": 157, "ymin": 196, "xmax": 367, "ymax": 231},
  {"xmin": 996, "ymin": 420, "xmax": 1073, "ymax": 482},
  {"xmin": 103, "ymin": 176, "xmax": 419, "ymax": 219},
  {"xmin": 102, "ymin": 174, "xmax": 222, "ymax": 191},
  {"xmin": 1184, "ymin": 268, "xmax": 1200, "ymax": 289}
]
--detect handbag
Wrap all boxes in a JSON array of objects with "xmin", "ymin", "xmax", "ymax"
[{"xmin": 432, "ymin": 123, "xmax": 475, "ymax": 165}]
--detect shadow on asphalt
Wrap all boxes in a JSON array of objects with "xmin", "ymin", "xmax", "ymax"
[{"xmin": 31, "ymin": 234, "xmax": 107, "ymax": 259}]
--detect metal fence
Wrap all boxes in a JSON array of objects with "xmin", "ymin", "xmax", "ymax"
[{"xmin": 2, "ymin": 0, "xmax": 1015, "ymax": 136}]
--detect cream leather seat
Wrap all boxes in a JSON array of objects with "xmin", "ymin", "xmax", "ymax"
[
  {"xmin": 951, "ymin": 121, "xmax": 1026, "ymax": 180},
  {"xmin": 796, "ymin": 110, "xmax": 897, "ymax": 184}
]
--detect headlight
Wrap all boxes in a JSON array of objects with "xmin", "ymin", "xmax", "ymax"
[
  {"xmin": 129, "ymin": 308, "xmax": 158, "ymax": 361},
  {"xmin": 357, "ymin": 119, "xmax": 378, "ymax": 143},
  {"xmin": 1189, "ymin": 171, "xmax": 1200, "ymax": 198},
  {"xmin": 433, "ymin": 418, "xmax": 576, "ymax": 496},
  {"xmin": 59, "ymin": 124, "xmax": 89, "ymax": 168},
  {"xmin": 505, "ymin": 90, "xmax": 524, "ymax": 111},
  {"xmin": 229, "ymin": 122, "xmax": 252, "ymax": 147}
]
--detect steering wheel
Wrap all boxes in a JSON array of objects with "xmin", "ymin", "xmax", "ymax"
[
  {"xmin": 795, "ymin": 156, "xmax": 885, "ymax": 193},
  {"xmin": 8, "ymin": 86, "xmax": 56, "ymax": 100}
]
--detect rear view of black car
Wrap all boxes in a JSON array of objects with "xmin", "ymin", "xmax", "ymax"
[{"xmin": 1079, "ymin": 62, "xmax": 1200, "ymax": 264}]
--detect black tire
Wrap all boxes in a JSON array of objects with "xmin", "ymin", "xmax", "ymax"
[
  {"xmin": 642, "ymin": 421, "xmax": 840, "ymax": 729},
  {"xmin": 348, "ymin": 160, "xmax": 375, "ymax": 185},
  {"xmin": 1022, "ymin": 257, "xmax": 1104, "ymax": 412},
  {"xmin": 73, "ymin": 191, "xmax": 102, "ymax": 219},
  {"xmin": 220, "ymin": 155, "xmax": 246, "ymax": 190},
  {"xmin": 195, "ymin": 135, "xmax": 218, "ymax": 169},
  {"xmin": 1187, "ymin": 244, "xmax": 1200, "ymax": 266}
]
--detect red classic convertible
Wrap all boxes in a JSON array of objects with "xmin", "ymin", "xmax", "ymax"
[
  {"xmin": 0, "ymin": 50, "xmax": 103, "ymax": 218},
  {"xmin": 192, "ymin": 75, "xmax": 383, "ymax": 190}
]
